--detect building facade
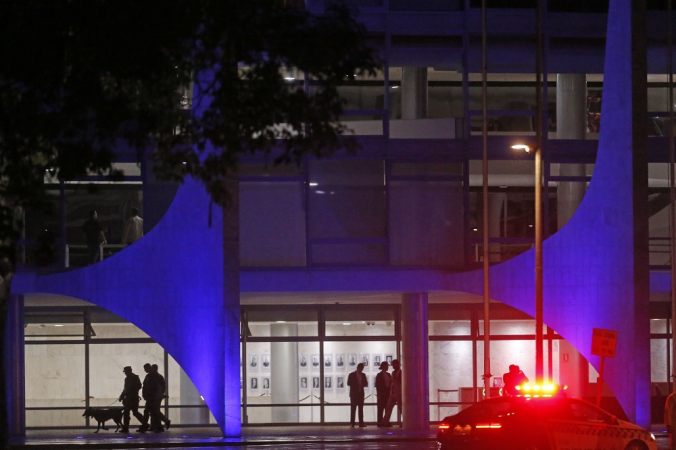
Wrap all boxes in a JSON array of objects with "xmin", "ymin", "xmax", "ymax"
[{"xmin": 5, "ymin": 0, "xmax": 676, "ymax": 437}]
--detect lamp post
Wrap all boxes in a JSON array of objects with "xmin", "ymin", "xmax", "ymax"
[{"xmin": 512, "ymin": 144, "xmax": 544, "ymax": 383}]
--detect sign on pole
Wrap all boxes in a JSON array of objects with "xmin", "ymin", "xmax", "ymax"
[
  {"xmin": 591, "ymin": 328, "xmax": 618, "ymax": 358},
  {"xmin": 591, "ymin": 328, "xmax": 617, "ymax": 407}
]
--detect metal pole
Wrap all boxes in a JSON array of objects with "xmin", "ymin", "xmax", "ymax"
[
  {"xmin": 668, "ymin": 0, "xmax": 676, "ymax": 393},
  {"xmin": 535, "ymin": 146, "xmax": 544, "ymax": 383},
  {"xmin": 534, "ymin": 0, "xmax": 545, "ymax": 383},
  {"xmin": 481, "ymin": 0, "xmax": 492, "ymax": 397}
]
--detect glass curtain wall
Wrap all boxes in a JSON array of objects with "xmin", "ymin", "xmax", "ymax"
[
  {"xmin": 24, "ymin": 302, "xmax": 213, "ymax": 429},
  {"xmin": 241, "ymin": 305, "xmax": 399, "ymax": 424}
]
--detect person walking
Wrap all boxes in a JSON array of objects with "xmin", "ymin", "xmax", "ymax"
[
  {"xmin": 151, "ymin": 364, "xmax": 171, "ymax": 430},
  {"xmin": 347, "ymin": 363, "xmax": 368, "ymax": 428},
  {"xmin": 666, "ymin": 390, "xmax": 676, "ymax": 450},
  {"xmin": 137, "ymin": 363, "xmax": 160, "ymax": 433},
  {"xmin": 383, "ymin": 359, "xmax": 401, "ymax": 427},
  {"xmin": 375, "ymin": 361, "xmax": 391, "ymax": 427},
  {"xmin": 82, "ymin": 210, "xmax": 106, "ymax": 265},
  {"xmin": 118, "ymin": 366, "xmax": 143, "ymax": 433},
  {"xmin": 121, "ymin": 207, "xmax": 143, "ymax": 246}
]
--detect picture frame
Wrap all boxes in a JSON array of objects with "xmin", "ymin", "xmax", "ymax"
[
  {"xmin": 261, "ymin": 354, "xmax": 271, "ymax": 372},
  {"xmin": 324, "ymin": 354, "xmax": 333, "ymax": 372},
  {"xmin": 347, "ymin": 353, "xmax": 358, "ymax": 369},
  {"xmin": 249, "ymin": 354, "xmax": 258, "ymax": 372},
  {"xmin": 299, "ymin": 353, "xmax": 309, "ymax": 371},
  {"xmin": 324, "ymin": 376, "xmax": 333, "ymax": 390},
  {"xmin": 300, "ymin": 376, "xmax": 309, "ymax": 390},
  {"xmin": 372, "ymin": 354, "xmax": 383, "ymax": 369},
  {"xmin": 335, "ymin": 353, "xmax": 346, "ymax": 371},
  {"xmin": 312, "ymin": 376, "xmax": 320, "ymax": 390},
  {"xmin": 359, "ymin": 353, "xmax": 370, "ymax": 370},
  {"xmin": 249, "ymin": 377, "xmax": 259, "ymax": 391},
  {"xmin": 311, "ymin": 354, "xmax": 320, "ymax": 372},
  {"xmin": 336, "ymin": 376, "xmax": 345, "ymax": 390}
]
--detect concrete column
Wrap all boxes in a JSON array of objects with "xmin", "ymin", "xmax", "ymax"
[
  {"xmin": 401, "ymin": 293, "xmax": 429, "ymax": 430},
  {"xmin": 271, "ymin": 323, "xmax": 299, "ymax": 422},
  {"xmin": 556, "ymin": 74, "xmax": 587, "ymax": 229},
  {"xmin": 6, "ymin": 295, "xmax": 25, "ymax": 437},
  {"xmin": 401, "ymin": 68, "xmax": 428, "ymax": 120}
]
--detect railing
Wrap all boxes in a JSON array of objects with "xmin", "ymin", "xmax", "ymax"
[{"xmin": 65, "ymin": 244, "xmax": 126, "ymax": 267}]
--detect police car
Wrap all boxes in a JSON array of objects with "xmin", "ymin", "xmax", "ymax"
[{"xmin": 436, "ymin": 384, "xmax": 656, "ymax": 450}]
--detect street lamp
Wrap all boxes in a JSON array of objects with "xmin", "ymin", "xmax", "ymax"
[{"xmin": 512, "ymin": 143, "xmax": 544, "ymax": 383}]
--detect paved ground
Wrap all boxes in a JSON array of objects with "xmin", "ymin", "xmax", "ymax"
[
  {"xmin": 8, "ymin": 425, "xmax": 437, "ymax": 449},
  {"xmin": 8, "ymin": 425, "xmax": 672, "ymax": 449}
]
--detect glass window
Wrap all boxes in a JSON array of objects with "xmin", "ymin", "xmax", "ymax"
[
  {"xmin": 389, "ymin": 180, "xmax": 464, "ymax": 266},
  {"xmin": 429, "ymin": 340, "xmax": 473, "ymax": 419},
  {"xmin": 308, "ymin": 160, "xmax": 386, "ymax": 239},
  {"xmin": 245, "ymin": 341, "xmax": 321, "ymax": 424},
  {"xmin": 240, "ymin": 181, "xmax": 306, "ymax": 267},
  {"xmin": 25, "ymin": 343, "xmax": 85, "ymax": 427}
]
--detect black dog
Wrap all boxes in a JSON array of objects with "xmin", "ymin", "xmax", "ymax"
[{"xmin": 82, "ymin": 407, "xmax": 123, "ymax": 433}]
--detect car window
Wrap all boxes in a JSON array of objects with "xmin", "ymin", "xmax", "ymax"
[{"xmin": 568, "ymin": 400, "xmax": 611, "ymax": 423}]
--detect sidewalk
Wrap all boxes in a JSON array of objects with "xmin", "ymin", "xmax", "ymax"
[{"xmin": 8, "ymin": 425, "xmax": 438, "ymax": 449}]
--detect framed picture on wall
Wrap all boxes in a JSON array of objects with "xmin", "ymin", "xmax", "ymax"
[
  {"xmin": 262, "ymin": 376, "xmax": 270, "ymax": 392},
  {"xmin": 336, "ymin": 376, "xmax": 345, "ymax": 390},
  {"xmin": 261, "ymin": 354, "xmax": 271, "ymax": 372},
  {"xmin": 300, "ymin": 376, "xmax": 309, "ymax": 390},
  {"xmin": 324, "ymin": 354, "xmax": 333, "ymax": 372},
  {"xmin": 249, "ymin": 354, "xmax": 258, "ymax": 372},
  {"xmin": 249, "ymin": 377, "xmax": 259, "ymax": 391},
  {"xmin": 299, "ymin": 353, "xmax": 309, "ymax": 371},
  {"xmin": 311, "ymin": 354, "xmax": 320, "ymax": 372},
  {"xmin": 385, "ymin": 354, "xmax": 394, "ymax": 365},
  {"xmin": 324, "ymin": 376, "xmax": 333, "ymax": 390},
  {"xmin": 372, "ymin": 354, "xmax": 383, "ymax": 369},
  {"xmin": 335, "ymin": 353, "xmax": 346, "ymax": 370},
  {"xmin": 312, "ymin": 376, "xmax": 320, "ymax": 390},
  {"xmin": 348, "ymin": 353, "xmax": 358, "ymax": 368},
  {"xmin": 359, "ymin": 353, "xmax": 370, "ymax": 370}
]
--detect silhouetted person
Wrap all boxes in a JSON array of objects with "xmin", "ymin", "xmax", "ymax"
[
  {"xmin": 118, "ymin": 366, "xmax": 143, "ymax": 433},
  {"xmin": 375, "ymin": 361, "xmax": 391, "ymax": 427},
  {"xmin": 347, "ymin": 363, "xmax": 368, "ymax": 427},
  {"xmin": 82, "ymin": 210, "xmax": 106, "ymax": 265},
  {"xmin": 151, "ymin": 364, "xmax": 170, "ymax": 430},
  {"xmin": 383, "ymin": 359, "xmax": 401, "ymax": 427},
  {"xmin": 502, "ymin": 364, "xmax": 529, "ymax": 396},
  {"xmin": 137, "ymin": 363, "xmax": 163, "ymax": 433},
  {"xmin": 122, "ymin": 207, "xmax": 143, "ymax": 246}
]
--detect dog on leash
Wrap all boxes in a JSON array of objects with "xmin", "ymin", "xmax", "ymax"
[{"xmin": 82, "ymin": 407, "xmax": 124, "ymax": 433}]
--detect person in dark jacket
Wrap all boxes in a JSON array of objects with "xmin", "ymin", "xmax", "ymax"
[
  {"xmin": 375, "ymin": 361, "xmax": 391, "ymax": 427},
  {"xmin": 118, "ymin": 366, "xmax": 143, "ymax": 433},
  {"xmin": 151, "ymin": 364, "xmax": 171, "ymax": 430},
  {"xmin": 82, "ymin": 210, "xmax": 106, "ymax": 265},
  {"xmin": 137, "ymin": 363, "xmax": 161, "ymax": 433},
  {"xmin": 347, "ymin": 363, "xmax": 368, "ymax": 428}
]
